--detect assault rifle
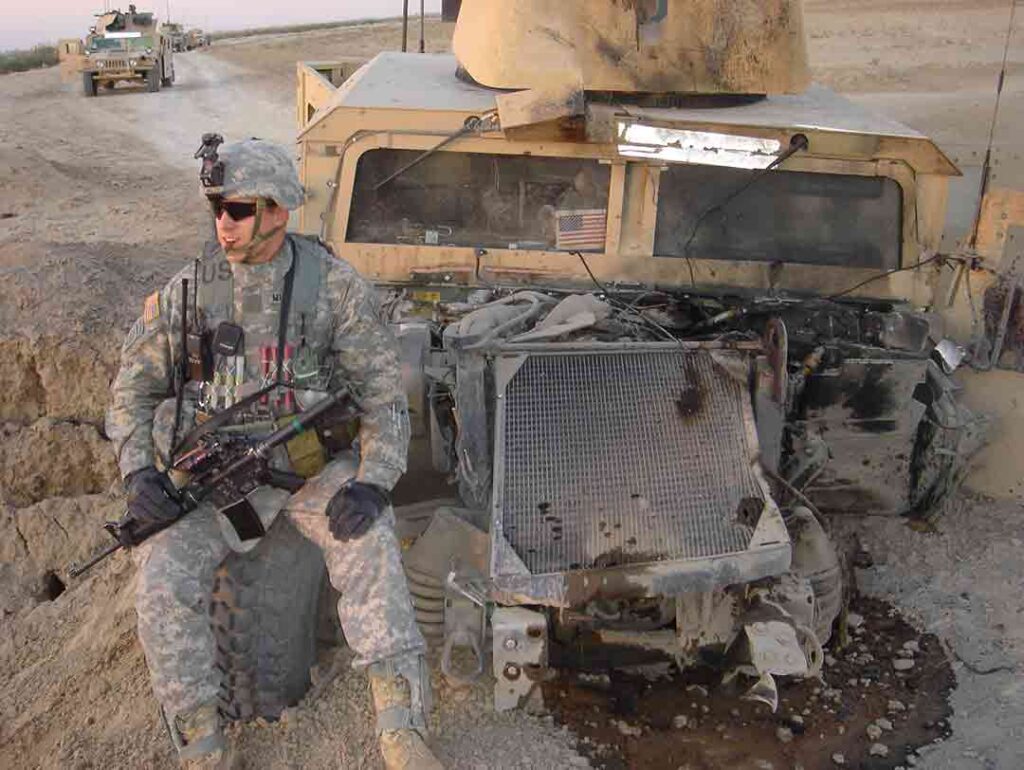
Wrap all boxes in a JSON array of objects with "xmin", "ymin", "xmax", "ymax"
[{"xmin": 68, "ymin": 388, "xmax": 354, "ymax": 578}]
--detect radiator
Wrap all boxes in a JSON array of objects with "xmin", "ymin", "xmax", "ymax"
[{"xmin": 493, "ymin": 346, "xmax": 764, "ymax": 576}]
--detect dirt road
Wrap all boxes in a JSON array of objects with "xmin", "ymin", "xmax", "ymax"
[{"xmin": 1, "ymin": 9, "xmax": 1022, "ymax": 770}]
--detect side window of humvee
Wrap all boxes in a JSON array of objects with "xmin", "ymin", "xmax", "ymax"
[{"xmin": 347, "ymin": 149, "xmax": 611, "ymax": 253}]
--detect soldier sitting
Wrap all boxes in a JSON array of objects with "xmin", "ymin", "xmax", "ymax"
[{"xmin": 106, "ymin": 137, "xmax": 443, "ymax": 770}]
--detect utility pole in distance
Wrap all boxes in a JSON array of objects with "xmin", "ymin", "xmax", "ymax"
[
  {"xmin": 402, "ymin": 0, "xmax": 409, "ymax": 52},
  {"xmin": 419, "ymin": 0, "xmax": 425, "ymax": 53}
]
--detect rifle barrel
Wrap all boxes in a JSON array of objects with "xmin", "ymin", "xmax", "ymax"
[{"xmin": 67, "ymin": 540, "xmax": 122, "ymax": 578}]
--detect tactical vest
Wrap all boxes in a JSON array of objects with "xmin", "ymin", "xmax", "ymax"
[{"xmin": 174, "ymin": 235, "xmax": 340, "ymax": 477}]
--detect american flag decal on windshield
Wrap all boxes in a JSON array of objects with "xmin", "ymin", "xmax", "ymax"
[{"xmin": 555, "ymin": 208, "xmax": 607, "ymax": 252}]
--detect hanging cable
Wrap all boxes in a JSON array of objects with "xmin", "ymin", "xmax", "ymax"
[{"xmin": 679, "ymin": 134, "xmax": 810, "ymax": 286}]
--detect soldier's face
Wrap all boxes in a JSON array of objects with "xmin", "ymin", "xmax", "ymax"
[{"xmin": 214, "ymin": 196, "xmax": 290, "ymax": 263}]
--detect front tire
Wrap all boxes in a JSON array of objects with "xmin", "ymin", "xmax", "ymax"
[
  {"xmin": 146, "ymin": 63, "xmax": 161, "ymax": 92},
  {"xmin": 82, "ymin": 72, "xmax": 97, "ymax": 97},
  {"xmin": 211, "ymin": 517, "xmax": 327, "ymax": 721}
]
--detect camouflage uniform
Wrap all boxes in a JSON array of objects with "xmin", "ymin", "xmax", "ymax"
[{"xmin": 106, "ymin": 140, "xmax": 427, "ymax": 738}]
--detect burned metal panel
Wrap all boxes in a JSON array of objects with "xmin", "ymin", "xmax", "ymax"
[
  {"xmin": 980, "ymin": 231, "xmax": 1024, "ymax": 371},
  {"xmin": 797, "ymin": 356, "xmax": 930, "ymax": 515}
]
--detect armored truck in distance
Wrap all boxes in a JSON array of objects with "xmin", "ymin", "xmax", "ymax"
[
  {"xmin": 82, "ymin": 7, "xmax": 174, "ymax": 95},
  {"xmin": 161, "ymin": 21, "xmax": 186, "ymax": 52}
]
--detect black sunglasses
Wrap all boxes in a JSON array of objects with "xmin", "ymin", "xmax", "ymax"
[{"xmin": 209, "ymin": 197, "xmax": 275, "ymax": 221}]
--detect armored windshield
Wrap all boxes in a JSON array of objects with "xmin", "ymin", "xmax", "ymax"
[
  {"xmin": 654, "ymin": 166, "xmax": 903, "ymax": 269},
  {"xmin": 90, "ymin": 35, "xmax": 154, "ymax": 51},
  {"xmin": 348, "ymin": 149, "xmax": 611, "ymax": 252}
]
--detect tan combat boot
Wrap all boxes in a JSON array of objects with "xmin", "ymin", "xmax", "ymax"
[
  {"xmin": 174, "ymin": 700, "xmax": 236, "ymax": 770},
  {"xmin": 369, "ymin": 659, "xmax": 445, "ymax": 770}
]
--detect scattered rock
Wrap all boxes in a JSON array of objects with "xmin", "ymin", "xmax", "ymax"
[
  {"xmin": 776, "ymin": 726, "xmax": 794, "ymax": 743},
  {"xmin": 870, "ymin": 743, "xmax": 890, "ymax": 757},
  {"xmin": 577, "ymin": 672, "xmax": 611, "ymax": 688},
  {"xmin": 877, "ymin": 717, "xmax": 894, "ymax": 731},
  {"xmin": 893, "ymin": 658, "xmax": 916, "ymax": 671},
  {"xmin": 613, "ymin": 720, "xmax": 642, "ymax": 738},
  {"xmin": 832, "ymin": 753, "xmax": 846, "ymax": 765},
  {"xmin": 847, "ymin": 612, "xmax": 865, "ymax": 629},
  {"xmin": 888, "ymin": 699, "xmax": 907, "ymax": 713},
  {"xmin": 903, "ymin": 640, "xmax": 921, "ymax": 654},
  {"xmin": 866, "ymin": 723, "xmax": 883, "ymax": 740},
  {"xmin": 672, "ymin": 715, "xmax": 689, "ymax": 729},
  {"xmin": 686, "ymin": 684, "xmax": 708, "ymax": 698}
]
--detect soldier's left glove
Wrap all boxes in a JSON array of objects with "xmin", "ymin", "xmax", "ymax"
[
  {"xmin": 326, "ymin": 481, "xmax": 389, "ymax": 541},
  {"xmin": 125, "ymin": 466, "xmax": 183, "ymax": 526}
]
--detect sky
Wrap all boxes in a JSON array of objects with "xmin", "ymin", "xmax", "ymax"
[{"xmin": 1, "ymin": 1, "xmax": 440, "ymax": 50}]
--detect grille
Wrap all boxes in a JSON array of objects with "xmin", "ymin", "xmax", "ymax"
[
  {"xmin": 497, "ymin": 349, "xmax": 761, "ymax": 574},
  {"xmin": 101, "ymin": 58, "xmax": 131, "ymax": 71}
]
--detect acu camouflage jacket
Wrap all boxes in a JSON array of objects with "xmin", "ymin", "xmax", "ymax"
[{"xmin": 106, "ymin": 234, "xmax": 410, "ymax": 497}]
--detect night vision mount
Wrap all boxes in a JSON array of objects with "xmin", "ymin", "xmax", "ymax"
[{"xmin": 194, "ymin": 132, "xmax": 225, "ymax": 189}]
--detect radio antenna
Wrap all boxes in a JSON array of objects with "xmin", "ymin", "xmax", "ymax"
[{"xmin": 968, "ymin": 0, "xmax": 1017, "ymax": 249}]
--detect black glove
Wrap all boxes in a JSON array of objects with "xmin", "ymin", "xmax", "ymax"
[
  {"xmin": 125, "ymin": 466, "xmax": 183, "ymax": 526},
  {"xmin": 326, "ymin": 481, "xmax": 389, "ymax": 541}
]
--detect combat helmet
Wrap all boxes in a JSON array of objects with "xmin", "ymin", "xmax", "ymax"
[{"xmin": 196, "ymin": 135, "xmax": 305, "ymax": 210}]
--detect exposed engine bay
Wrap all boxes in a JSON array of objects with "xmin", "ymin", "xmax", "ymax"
[{"xmin": 383, "ymin": 283, "xmax": 980, "ymax": 710}]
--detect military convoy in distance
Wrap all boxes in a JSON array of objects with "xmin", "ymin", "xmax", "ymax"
[
  {"xmin": 186, "ymin": 28, "xmax": 211, "ymax": 50},
  {"xmin": 81, "ymin": 6, "xmax": 174, "ymax": 96},
  {"xmin": 160, "ymin": 21, "xmax": 187, "ymax": 52}
]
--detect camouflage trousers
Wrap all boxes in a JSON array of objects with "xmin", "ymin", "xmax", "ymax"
[{"xmin": 133, "ymin": 498, "xmax": 425, "ymax": 720}]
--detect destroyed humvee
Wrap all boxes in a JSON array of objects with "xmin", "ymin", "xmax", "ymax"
[{"xmin": 207, "ymin": 0, "xmax": 1023, "ymax": 719}]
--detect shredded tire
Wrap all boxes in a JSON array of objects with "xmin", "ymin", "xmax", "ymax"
[{"xmin": 210, "ymin": 517, "xmax": 327, "ymax": 721}]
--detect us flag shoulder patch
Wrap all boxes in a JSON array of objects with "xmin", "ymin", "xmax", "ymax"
[{"xmin": 143, "ymin": 291, "xmax": 160, "ymax": 324}]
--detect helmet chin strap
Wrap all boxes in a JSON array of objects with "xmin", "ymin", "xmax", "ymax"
[{"xmin": 229, "ymin": 199, "xmax": 286, "ymax": 263}]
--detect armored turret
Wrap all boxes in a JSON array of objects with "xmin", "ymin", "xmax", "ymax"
[{"xmin": 452, "ymin": 0, "xmax": 810, "ymax": 97}]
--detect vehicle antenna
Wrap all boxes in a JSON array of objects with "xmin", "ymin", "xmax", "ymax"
[{"xmin": 968, "ymin": 0, "xmax": 1017, "ymax": 250}]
